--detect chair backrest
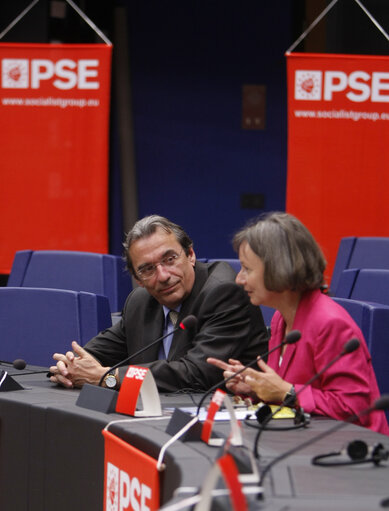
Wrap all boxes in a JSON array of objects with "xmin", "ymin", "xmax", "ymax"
[
  {"xmin": 260, "ymin": 305, "xmax": 275, "ymax": 327},
  {"xmin": 332, "ymin": 296, "xmax": 389, "ymax": 400},
  {"xmin": 207, "ymin": 259, "xmax": 241, "ymax": 274},
  {"xmin": 331, "ymin": 237, "xmax": 389, "ymax": 294},
  {"xmin": 0, "ymin": 287, "xmax": 112, "ymax": 367},
  {"xmin": 335, "ymin": 268, "xmax": 389, "ymax": 307},
  {"xmin": 7, "ymin": 250, "xmax": 132, "ymax": 312}
]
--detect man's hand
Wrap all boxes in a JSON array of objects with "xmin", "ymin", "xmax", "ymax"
[{"xmin": 49, "ymin": 341, "xmax": 108, "ymax": 389}]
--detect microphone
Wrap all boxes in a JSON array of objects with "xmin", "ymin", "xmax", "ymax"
[
  {"xmin": 0, "ymin": 359, "xmax": 27, "ymax": 370},
  {"xmin": 258, "ymin": 394, "xmax": 389, "ymax": 486},
  {"xmin": 76, "ymin": 315, "xmax": 198, "ymax": 414},
  {"xmin": 13, "ymin": 359, "xmax": 27, "ymax": 370},
  {"xmin": 196, "ymin": 330, "xmax": 302, "ymax": 416},
  {"xmin": 1, "ymin": 358, "xmax": 56, "ymax": 376},
  {"xmin": 252, "ymin": 337, "xmax": 361, "ymax": 457},
  {"xmin": 290, "ymin": 337, "xmax": 360, "ymax": 404},
  {"xmin": 98, "ymin": 314, "xmax": 198, "ymax": 386},
  {"xmin": 0, "ymin": 358, "xmax": 27, "ymax": 391},
  {"xmin": 164, "ymin": 330, "xmax": 301, "ymax": 444}
]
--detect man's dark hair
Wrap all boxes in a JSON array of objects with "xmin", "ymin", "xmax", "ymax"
[{"xmin": 123, "ymin": 215, "xmax": 193, "ymax": 275}]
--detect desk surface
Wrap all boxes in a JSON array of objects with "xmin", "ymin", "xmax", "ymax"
[{"xmin": 0, "ymin": 365, "xmax": 388, "ymax": 511}]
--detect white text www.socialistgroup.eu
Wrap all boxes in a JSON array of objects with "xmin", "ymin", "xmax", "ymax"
[
  {"xmin": 1, "ymin": 96, "xmax": 100, "ymax": 108},
  {"xmin": 294, "ymin": 109, "xmax": 389, "ymax": 122}
]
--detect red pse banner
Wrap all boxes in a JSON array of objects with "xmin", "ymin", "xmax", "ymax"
[
  {"xmin": 102, "ymin": 429, "xmax": 160, "ymax": 511},
  {"xmin": 0, "ymin": 43, "xmax": 112, "ymax": 273},
  {"xmin": 286, "ymin": 53, "xmax": 389, "ymax": 283}
]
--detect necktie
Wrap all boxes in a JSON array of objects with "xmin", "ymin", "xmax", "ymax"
[
  {"xmin": 158, "ymin": 310, "xmax": 178, "ymax": 359},
  {"xmin": 168, "ymin": 310, "xmax": 178, "ymax": 328}
]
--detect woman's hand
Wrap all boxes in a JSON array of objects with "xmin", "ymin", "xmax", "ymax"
[
  {"xmin": 207, "ymin": 357, "xmax": 254, "ymax": 395},
  {"xmin": 243, "ymin": 358, "xmax": 292, "ymax": 403}
]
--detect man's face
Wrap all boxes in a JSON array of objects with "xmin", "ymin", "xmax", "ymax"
[{"xmin": 129, "ymin": 227, "xmax": 196, "ymax": 308}]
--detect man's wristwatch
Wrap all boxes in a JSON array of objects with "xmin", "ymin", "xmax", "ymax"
[
  {"xmin": 283, "ymin": 385, "xmax": 297, "ymax": 407},
  {"xmin": 103, "ymin": 371, "xmax": 118, "ymax": 390}
]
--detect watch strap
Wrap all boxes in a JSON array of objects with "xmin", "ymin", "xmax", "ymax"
[{"xmin": 283, "ymin": 384, "xmax": 297, "ymax": 407}]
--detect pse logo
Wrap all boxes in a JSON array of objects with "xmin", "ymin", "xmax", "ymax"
[
  {"xmin": 295, "ymin": 69, "xmax": 389, "ymax": 103},
  {"xmin": 1, "ymin": 58, "xmax": 99, "ymax": 89},
  {"xmin": 295, "ymin": 70, "xmax": 322, "ymax": 100},
  {"xmin": 106, "ymin": 462, "xmax": 152, "ymax": 511}
]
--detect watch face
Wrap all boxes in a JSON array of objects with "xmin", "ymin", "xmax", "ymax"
[{"xmin": 105, "ymin": 374, "xmax": 117, "ymax": 388}]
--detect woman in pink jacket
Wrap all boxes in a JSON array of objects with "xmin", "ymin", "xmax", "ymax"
[{"xmin": 208, "ymin": 212, "xmax": 389, "ymax": 434}]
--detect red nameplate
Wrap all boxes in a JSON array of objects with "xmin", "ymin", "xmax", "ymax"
[
  {"xmin": 201, "ymin": 389, "xmax": 226, "ymax": 443},
  {"xmin": 218, "ymin": 454, "xmax": 247, "ymax": 511},
  {"xmin": 103, "ymin": 429, "xmax": 160, "ymax": 511},
  {"xmin": 116, "ymin": 365, "xmax": 149, "ymax": 415}
]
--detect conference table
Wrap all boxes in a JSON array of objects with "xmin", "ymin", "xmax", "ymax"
[{"xmin": 0, "ymin": 363, "xmax": 388, "ymax": 511}]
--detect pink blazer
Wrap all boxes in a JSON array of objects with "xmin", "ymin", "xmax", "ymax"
[{"xmin": 268, "ymin": 289, "xmax": 389, "ymax": 435}]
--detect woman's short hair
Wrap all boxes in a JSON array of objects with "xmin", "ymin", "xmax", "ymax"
[
  {"xmin": 233, "ymin": 212, "xmax": 326, "ymax": 292},
  {"xmin": 123, "ymin": 215, "xmax": 193, "ymax": 275}
]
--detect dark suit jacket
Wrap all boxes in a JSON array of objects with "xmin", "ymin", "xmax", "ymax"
[{"xmin": 84, "ymin": 261, "xmax": 268, "ymax": 391}]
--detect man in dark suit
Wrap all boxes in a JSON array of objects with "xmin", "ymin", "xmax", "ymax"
[{"xmin": 49, "ymin": 215, "xmax": 268, "ymax": 392}]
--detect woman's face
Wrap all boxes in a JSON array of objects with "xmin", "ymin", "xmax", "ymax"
[{"xmin": 236, "ymin": 241, "xmax": 278, "ymax": 307}]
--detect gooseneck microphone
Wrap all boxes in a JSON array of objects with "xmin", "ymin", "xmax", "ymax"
[
  {"xmin": 1, "ymin": 358, "xmax": 55, "ymax": 376},
  {"xmin": 286, "ymin": 337, "xmax": 360, "ymax": 407},
  {"xmin": 0, "ymin": 358, "xmax": 27, "ymax": 391},
  {"xmin": 98, "ymin": 314, "xmax": 198, "ymax": 386},
  {"xmin": 13, "ymin": 359, "xmax": 27, "ymax": 370},
  {"xmin": 196, "ymin": 330, "xmax": 302, "ymax": 416},
  {"xmin": 258, "ymin": 394, "xmax": 389, "ymax": 486},
  {"xmin": 252, "ymin": 337, "xmax": 361, "ymax": 458},
  {"xmin": 0, "ymin": 359, "xmax": 27, "ymax": 370}
]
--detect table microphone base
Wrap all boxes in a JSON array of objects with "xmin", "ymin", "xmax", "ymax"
[
  {"xmin": 76, "ymin": 383, "xmax": 118, "ymax": 414},
  {"xmin": 0, "ymin": 370, "xmax": 24, "ymax": 391},
  {"xmin": 166, "ymin": 408, "xmax": 203, "ymax": 441}
]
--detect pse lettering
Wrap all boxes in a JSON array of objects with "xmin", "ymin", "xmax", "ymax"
[
  {"xmin": 295, "ymin": 70, "xmax": 389, "ymax": 102},
  {"xmin": 126, "ymin": 367, "xmax": 148, "ymax": 380},
  {"xmin": 1, "ymin": 58, "xmax": 99, "ymax": 90},
  {"xmin": 106, "ymin": 462, "xmax": 152, "ymax": 511},
  {"xmin": 211, "ymin": 389, "xmax": 225, "ymax": 407}
]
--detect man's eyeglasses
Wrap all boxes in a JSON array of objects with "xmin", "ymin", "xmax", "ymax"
[{"xmin": 136, "ymin": 249, "xmax": 184, "ymax": 280}]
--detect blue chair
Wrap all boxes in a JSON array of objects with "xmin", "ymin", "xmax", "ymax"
[
  {"xmin": 331, "ymin": 237, "xmax": 389, "ymax": 295},
  {"xmin": 208, "ymin": 259, "xmax": 241, "ymax": 274},
  {"xmin": 0, "ymin": 287, "xmax": 112, "ymax": 367},
  {"xmin": 332, "ymin": 297, "xmax": 389, "ymax": 413},
  {"xmin": 334, "ymin": 268, "xmax": 389, "ymax": 307},
  {"xmin": 7, "ymin": 250, "xmax": 132, "ymax": 313},
  {"xmin": 260, "ymin": 305, "xmax": 276, "ymax": 327}
]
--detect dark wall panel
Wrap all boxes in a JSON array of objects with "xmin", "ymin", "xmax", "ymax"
[{"xmin": 126, "ymin": 0, "xmax": 293, "ymax": 258}]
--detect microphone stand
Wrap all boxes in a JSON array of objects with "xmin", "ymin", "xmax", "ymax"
[
  {"xmin": 252, "ymin": 337, "xmax": 361, "ymax": 458},
  {"xmin": 97, "ymin": 315, "xmax": 198, "ymax": 386},
  {"xmin": 76, "ymin": 315, "xmax": 198, "ymax": 414},
  {"xmin": 196, "ymin": 330, "xmax": 301, "ymax": 416},
  {"xmin": 259, "ymin": 395, "xmax": 389, "ymax": 486},
  {"xmin": 164, "ymin": 331, "xmax": 302, "ymax": 446}
]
